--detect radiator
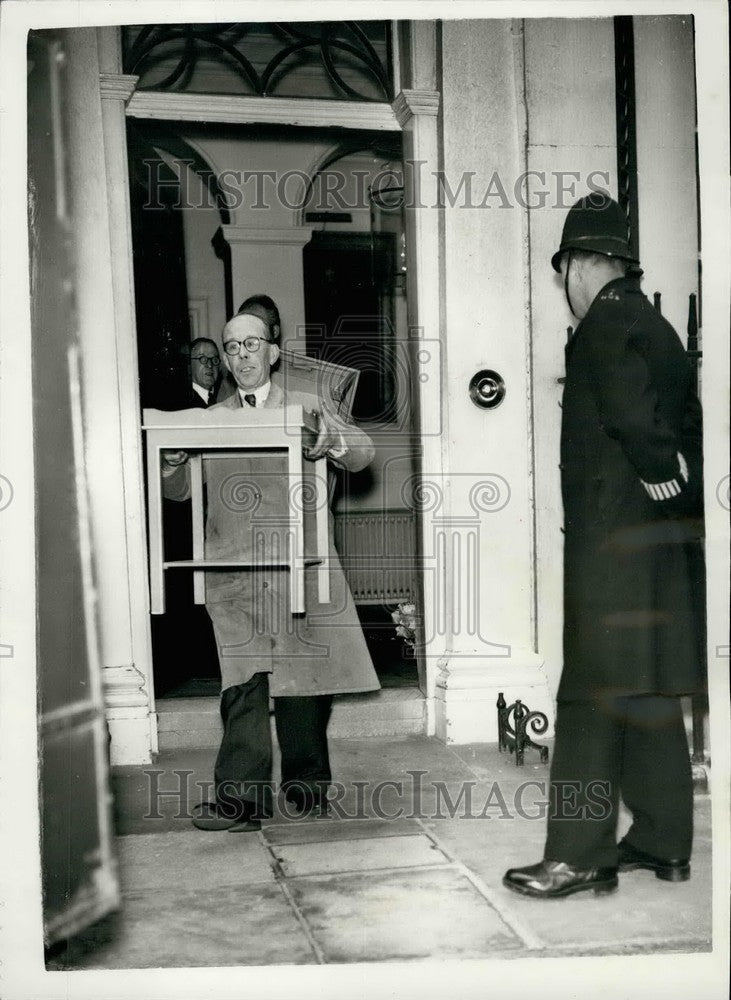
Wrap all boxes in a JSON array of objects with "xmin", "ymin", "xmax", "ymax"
[{"xmin": 334, "ymin": 509, "xmax": 417, "ymax": 604}]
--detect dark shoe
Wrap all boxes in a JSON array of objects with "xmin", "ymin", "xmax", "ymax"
[
  {"xmin": 617, "ymin": 840, "xmax": 690, "ymax": 882},
  {"xmin": 283, "ymin": 786, "xmax": 330, "ymax": 818},
  {"xmin": 192, "ymin": 802, "xmax": 261, "ymax": 832},
  {"xmin": 503, "ymin": 859, "xmax": 618, "ymax": 898}
]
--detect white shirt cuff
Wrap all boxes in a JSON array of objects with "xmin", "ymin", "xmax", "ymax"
[
  {"xmin": 641, "ymin": 452, "xmax": 688, "ymax": 500},
  {"xmin": 328, "ymin": 431, "xmax": 348, "ymax": 460}
]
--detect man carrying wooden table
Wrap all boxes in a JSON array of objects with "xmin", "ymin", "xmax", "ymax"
[{"xmin": 161, "ymin": 295, "xmax": 379, "ymax": 830}]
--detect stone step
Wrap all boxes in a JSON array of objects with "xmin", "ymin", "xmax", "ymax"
[{"xmin": 155, "ymin": 687, "xmax": 426, "ymax": 750}]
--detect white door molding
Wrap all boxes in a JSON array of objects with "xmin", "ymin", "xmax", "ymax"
[
  {"xmin": 126, "ymin": 91, "xmax": 401, "ymax": 131},
  {"xmin": 394, "ymin": 81, "xmax": 443, "ymax": 735},
  {"xmin": 97, "ymin": 28, "xmax": 157, "ymax": 762}
]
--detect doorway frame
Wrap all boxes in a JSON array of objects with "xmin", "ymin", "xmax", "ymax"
[{"xmin": 102, "ymin": 22, "xmax": 444, "ymax": 757}]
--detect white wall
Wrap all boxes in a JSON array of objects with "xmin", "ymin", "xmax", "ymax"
[
  {"xmin": 634, "ymin": 15, "xmax": 699, "ymax": 341},
  {"xmin": 440, "ymin": 18, "xmax": 537, "ymax": 658}
]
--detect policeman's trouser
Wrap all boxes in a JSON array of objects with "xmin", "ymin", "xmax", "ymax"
[
  {"xmin": 543, "ymin": 695, "xmax": 693, "ymax": 869},
  {"xmin": 214, "ymin": 672, "xmax": 333, "ymax": 819}
]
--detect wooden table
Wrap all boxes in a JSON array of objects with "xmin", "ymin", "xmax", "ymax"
[{"xmin": 143, "ymin": 405, "xmax": 329, "ymax": 615}]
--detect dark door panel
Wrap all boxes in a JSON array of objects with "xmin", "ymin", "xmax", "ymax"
[{"xmin": 28, "ymin": 28, "xmax": 120, "ymax": 949}]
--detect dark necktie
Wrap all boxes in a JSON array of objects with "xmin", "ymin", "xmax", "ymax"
[{"xmin": 244, "ymin": 393, "xmax": 256, "ymax": 408}]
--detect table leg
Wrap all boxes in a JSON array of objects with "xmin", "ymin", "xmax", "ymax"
[
  {"xmin": 314, "ymin": 456, "xmax": 330, "ymax": 604},
  {"xmin": 189, "ymin": 453, "xmax": 205, "ymax": 604},
  {"xmin": 287, "ymin": 441, "xmax": 305, "ymax": 614},
  {"xmin": 147, "ymin": 441, "xmax": 165, "ymax": 614}
]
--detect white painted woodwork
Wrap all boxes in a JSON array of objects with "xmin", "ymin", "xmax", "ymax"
[
  {"xmin": 127, "ymin": 92, "xmax": 401, "ymax": 131},
  {"xmin": 398, "ymin": 82, "xmax": 444, "ymax": 712},
  {"xmin": 634, "ymin": 16, "xmax": 699, "ymax": 340},
  {"xmin": 216, "ymin": 225, "xmax": 314, "ymax": 352}
]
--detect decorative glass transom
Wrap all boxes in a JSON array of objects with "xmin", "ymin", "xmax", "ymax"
[{"xmin": 122, "ymin": 22, "xmax": 393, "ymax": 102}]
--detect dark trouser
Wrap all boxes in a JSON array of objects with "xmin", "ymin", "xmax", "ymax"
[
  {"xmin": 544, "ymin": 695, "xmax": 693, "ymax": 869},
  {"xmin": 214, "ymin": 672, "xmax": 333, "ymax": 819}
]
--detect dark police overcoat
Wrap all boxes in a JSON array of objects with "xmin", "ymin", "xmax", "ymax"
[{"xmin": 559, "ymin": 276, "xmax": 706, "ymax": 701}]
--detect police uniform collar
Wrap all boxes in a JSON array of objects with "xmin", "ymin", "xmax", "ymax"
[
  {"xmin": 565, "ymin": 276, "xmax": 639, "ymax": 357},
  {"xmin": 596, "ymin": 275, "xmax": 632, "ymax": 299}
]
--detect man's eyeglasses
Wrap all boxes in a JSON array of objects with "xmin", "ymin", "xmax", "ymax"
[
  {"xmin": 223, "ymin": 337, "xmax": 273, "ymax": 356},
  {"xmin": 191, "ymin": 355, "xmax": 221, "ymax": 366}
]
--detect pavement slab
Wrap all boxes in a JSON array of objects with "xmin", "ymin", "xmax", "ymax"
[
  {"xmin": 262, "ymin": 816, "xmax": 424, "ymax": 845},
  {"xmin": 46, "ymin": 884, "xmax": 317, "ymax": 969},
  {"xmin": 270, "ymin": 833, "xmax": 448, "ymax": 877},
  {"xmin": 286, "ymin": 866, "xmax": 524, "ymax": 963},
  {"xmin": 115, "ymin": 830, "xmax": 277, "ymax": 890}
]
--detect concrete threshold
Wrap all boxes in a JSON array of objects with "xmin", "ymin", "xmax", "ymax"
[{"xmin": 155, "ymin": 686, "xmax": 427, "ymax": 749}]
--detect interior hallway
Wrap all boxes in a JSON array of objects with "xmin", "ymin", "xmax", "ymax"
[{"xmin": 46, "ymin": 735, "xmax": 712, "ymax": 969}]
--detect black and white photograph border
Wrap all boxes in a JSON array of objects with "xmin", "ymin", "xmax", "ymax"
[{"xmin": 0, "ymin": 1, "xmax": 729, "ymax": 998}]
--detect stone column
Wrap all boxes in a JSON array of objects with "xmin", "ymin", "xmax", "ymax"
[
  {"xmin": 213, "ymin": 226, "xmax": 313, "ymax": 347},
  {"xmin": 394, "ymin": 85, "xmax": 443, "ymax": 726},
  {"xmin": 94, "ymin": 28, "xmax": 152, "ymax": 763}
]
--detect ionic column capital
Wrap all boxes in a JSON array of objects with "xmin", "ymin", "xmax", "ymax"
[
  {"xmin": 392, "ymin": 89, "xmax": 440, "ymax": 128},
  {"xmin": 99, "ymin": 73, "xmax": 138, "ymax": 104}
]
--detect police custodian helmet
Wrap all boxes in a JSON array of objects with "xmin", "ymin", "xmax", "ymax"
[{"xmin": 551, "ymin": 191, "xmax": 640, "ymax": 272}]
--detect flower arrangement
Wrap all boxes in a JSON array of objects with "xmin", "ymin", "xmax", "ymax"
[{"xmin": 391, "ymin": 601, "xmax": 418, "ymax": 659}]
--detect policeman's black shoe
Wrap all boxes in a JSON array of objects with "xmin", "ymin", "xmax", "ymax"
[
  {"xmin": 503, "ymin": 859, "xmax": 618, "ymax": 899},
  {"xmin": 192, "ymin": 801, "xmax": 262, "ymax": 832},
  {"xmin": 617, "ymin": 840, "xmax": 690, "ymax": 882}
]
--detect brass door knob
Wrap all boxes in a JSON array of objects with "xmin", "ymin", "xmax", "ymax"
[{"xmin": 469, "ymin": 369, "xmax": 506, "ymax": 409}]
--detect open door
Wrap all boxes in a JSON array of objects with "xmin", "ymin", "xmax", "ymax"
[
  {"xmin": 28, "ymin": 29, "xmax": 120, "ymax": 948},
  {"xmin": 303, "ymin": 229, "xmax": 423, "ymax": 695}
]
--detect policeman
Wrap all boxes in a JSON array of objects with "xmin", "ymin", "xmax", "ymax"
[{"xmin": 504, "ymin": 192, "xmax": 706, "ymax": 898}]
